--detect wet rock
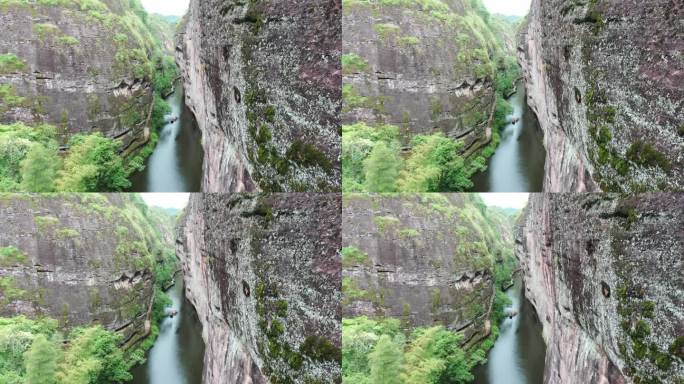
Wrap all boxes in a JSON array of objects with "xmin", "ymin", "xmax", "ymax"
[
  {"xmin": 519, "ymin": 0, "xmax": 683, "ymax": 192},
  {"xmin": 177, "ymin": 193, "xmax": 341, "ymax": 383},
  {"xmin": 517, "ymin": 194, "xmax": 683, "ymax": 383},
  {"xmin": 176, "ymin": 0, "xmax": 341, "ymax": 192}
]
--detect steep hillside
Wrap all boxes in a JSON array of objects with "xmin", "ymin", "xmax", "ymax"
[
  {"xmin": 0, "ymin": 193, "xmax": 171, "ymax": 348},
  {"xmin": 519, "ymin": 0, "xmax": 683, "ymax": 192},
  {"xmin": 342, "ymin": 0, "xmax": 521, "ymax": 191},
  {"xmin": 342, "ymin": 193, "xmax": 518, "ymax": 381},
  {"xmin": 176, "ymin": 0, "xmax": 341, "ymax": 192},
  {"xmin": 517, "ymin": 194, "xmax": 683, "ymax": 383},
  {"xmin": 176, "ymin": 193, "xmax": 341, "ymax": 383},
  {"xmin": 0, "ymin": 0, "xmax": 165, "ymax": 152}
]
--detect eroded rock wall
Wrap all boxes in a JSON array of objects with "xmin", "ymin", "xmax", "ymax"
[
  {"xmin": 176, "ymin": 0, "xmax": 341, "ymax": 192},
  {"xmin": 0, "ymin": 1, "xmax": 157, "ymax": 154},
  {"xmin": 519, "ymin": 0, "xmax": 683, "ymax": 192},
  {"xmin": 0, "ymin": 194, "xmax": 159, "ymax": 349},
  {"xmin": 342, "ymin": 194, "xmax": 517, "ymax": 347},
  {"xmin": 176, "ymin": 193, "xmax": 341, "ymax": 383},
  {"xmin": 517, "ymin": 194, "xmax": 683, "ymax": 383},
  {"xmin": 342, "ymin": 0, "xmax": 499, "ymax": 153}
]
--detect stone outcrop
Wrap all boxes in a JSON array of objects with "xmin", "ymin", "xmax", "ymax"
[
  {"xmin": 517, "ymin": 194, "xmax": 683, "ymax": 383},
  {"xmin": 519, "ymin": 0, "xmax": 683, "ymax": 192},
  {"xmin": 0, "ymin": 0, "xmax": 159, "ymax": 154},
  {"xmin": 0, "ymin": 194, "xmax": 163, "ymax": 349},
  {"xmin": 342, "ymin": 0, "xmax": 503, "ymax": 153},
  {"xmin": 176, "ymin": 193, "xmax": 341, "ymax": 383},
  {"xmin": 342, "ymin": 193, "xmax": 515, "ymax": 347},
  {"xmin": 176, "ymin": 0, "xmax": 341, "ymax": 192}
]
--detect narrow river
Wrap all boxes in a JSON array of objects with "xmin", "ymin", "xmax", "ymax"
[
  {"xmin": 471, "ymin": 81, "xmax": 546, "ymax": 192},
  {"xmin": 129, "ymin": 83, "xmax": 204, "ymax": 192},
  {"xmin": 473, "ymin": 277, "xmax": 546, "ymax": 384},
  {"xmin": 129, "ymin": 274, "xmax": 204, "ymax": 384}
]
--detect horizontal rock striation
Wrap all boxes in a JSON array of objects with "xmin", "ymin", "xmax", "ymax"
[
  {"xmin": 0, "ymin": 0, "xmax": 160, "ymax": 154},
  {"xmin": 519, "ymin": 0, "xmax": 683, "ymax": 192},
  {"xmin": 342, "ymin": 0, "xmax": 500, "ymax": 153},
  {"xmin": 176, "ymin": 0, "xmax": 341, "ymax": 192},
  {"xmin": 177, "ymin": 193, "xmax": 341, "ymax": 383},
  {"xmin": 517, "ymin": 193, "xmax": 683, "ymax": 383},
  {"xmin": 342, "ymin": 194, "xmax": 517, "ymax": 347},
  {"xmin": 0, "ymin": 194, "xmax": 162, "ymax": 349}
]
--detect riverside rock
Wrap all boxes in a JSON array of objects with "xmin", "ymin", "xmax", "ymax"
[
  {"xmin": 176, "ymin": 0, "xmax": 341, "ymax": 192},
  {"xmin": 517, "ymin": 193, "xmax": 684, "ymax": 383},
  {"xmin": 176, "ymin": 193, "xmax": 341, "ymax": 383},
  {"xmin": 519, "ymin": 0, "xmax": 684, "ymax": 192}
]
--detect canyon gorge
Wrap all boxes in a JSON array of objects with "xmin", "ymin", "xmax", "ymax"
[
  {"xmin": 0, "ymin": 192, "xmax": 343, "ymax": 384},
  {"xmin": 520, "ymin": 0, "xmax": 683, "ymax": 192}
]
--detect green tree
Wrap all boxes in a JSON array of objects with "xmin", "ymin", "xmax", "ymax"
[
  {"xmin": 364, "ymin": 141, "xmax": 400, "ymax": 192},
  {"xmin": 24, "ymin": 334, "xmax": 59, "ymax": 384},
  {"xmin": 57, "ymin": 134, "xmax": 131, "ymax": 192},
  {"xmin": 20, "ymin": 143, "xmax": 59, "ymax": 192},
  {"xmin": 399, "ymin": 134, "xmax": 472, "ymax": 192},
  {"xmin": 369, "ymin": 335, "xmax": 404, "ymax": 384}
]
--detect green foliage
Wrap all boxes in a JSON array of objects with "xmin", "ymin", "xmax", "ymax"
[
  {"xmin": 0, "ymin": 246, "xmax": 28, "ymax": 267},
  {"xmin": 341, "ymin": 246, "xmax": 370, "ymax": 267},
  {"xmin": 342, "ymin": 53, "xmax": 370, "ymax": 74},
  {"xmin": 370, "ymin": 335, "xmax": 404, "ymax": 384},
  {"xmin": 57, "ymin": 133, "xmax": 130, "ymax": 192},
  {"xmin": 0, "ymin": 54, "xmax": 26, "ymax": 74},
  {"xmin": 20, "ymin": 144, "xmax": 59, "ymax": 192},
  {"xmin": 399, "ymin": 134, "xmax": 471, "ymax": 192},
  {"xmin": 0, "ymin": 316, "xmax": 133, "ymax": 384},
  {"xmin": 626, "ymin": 140, "xmax": 671, "ymax": 172},
  {"xmin": 364, "ymin": 141, "xmax": 401, "ymax": 192},
  {"xmin": 343, "ymin": 317, "xmax": 477, "ymax": 384},
  {"xmin": 24, "ymin": 334, "xmax": 59, "ymax": 384}
]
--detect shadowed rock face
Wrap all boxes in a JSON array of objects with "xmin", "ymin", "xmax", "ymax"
[
  {"xmin": 0, "ymin": 194, "xmax": 161, "ymax": 349},
  {"xmin": 519, "ymin": 0, "xmax": 684, "ymax": 192},
  {"xmin": 0, "ymin": 1, "xmax": 156, "ymax": 154},
  {"xmin": 177, "ymin": 193, "xmax": 341, "ymax": 383},
  {"xmin": 176, "ymin": 0, "xmax": 341, "ymax": 192},
  {"xmin": 342, "ymin": 194, "xmax": 517, "ymax": 348},
  {"xmin": 517, "ymin": 194, "xmax": 683, "ymax": 383},
  {"xmin": 342, "ymin": 0, "xmax": 497, "ymax": 153}
]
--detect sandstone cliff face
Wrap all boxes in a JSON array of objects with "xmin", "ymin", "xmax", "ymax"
[
  {"xmin": 519, "ymin": 0, "xmax": 683, "ymax": 192},
  {"xmin": 342, "ymin": 194, "xmax": 516, "ymax": 347},
  {"xmin": 176, "ymin": 0, "xmax": 341, "ymax": 192},
  {"xmin": 342, "ymin": 0, "xmax": 500, "ymax": 153},
  {"xmin": 0, "ymin": 194, "xmax": 161, "ymax": 349},
  {"xmin": 177, "ymin": 193, "xmax": 341, "ymax": 383},
  {"xmin": 517, "ymin": 194, "xmax": 683, "ymax": 383},
  {"xmin": 0, "ymin": 0, "xmax": 158, "ymax": 154}
]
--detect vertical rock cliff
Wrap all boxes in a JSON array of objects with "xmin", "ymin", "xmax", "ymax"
[
  {"xmin": 0, "ymin": 194, "xmax": 163, "ymax": 349},
  {"xmin": 176, "ymin": 193, "xmax": 341, "ymax": 383},
  {"xmin": 176, "ymin": 0, "xmax": 341, "ymax": 192},
  {"xmin": 342, "ymin": 0, "xmax": 508, "ymax": 153},
  {"xmin": 517, "ymin": 194, "xmax": 683, "ymax": 383},
  {"xmin": 342, "ymin": 194, "xmax": 515, "ymax": 347},
  {"xmin": 0, "ymin": 0, "xmax": 161, "ymax": 153},
  {"xmin": 519, "ymin": 0, "xmax": 683, "ymax": 192}
]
